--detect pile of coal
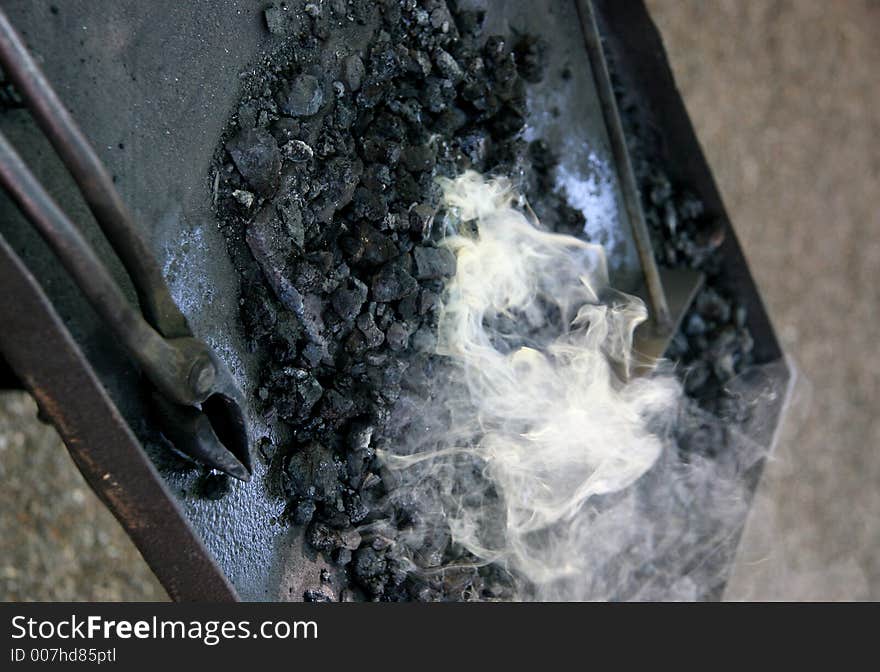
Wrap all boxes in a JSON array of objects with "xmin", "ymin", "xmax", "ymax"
[
  {"xmin": 212, "ymin": 0, "xmax": 546, "ymax": 601},
  {"xmin": 211, "ymin": 0, "xmax": 755, "ymax": 602}
]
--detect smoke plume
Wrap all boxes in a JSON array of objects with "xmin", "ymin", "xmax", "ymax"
[{"xmin": 377, "ymin": 172, "xmax": 773, "ymax": 600}]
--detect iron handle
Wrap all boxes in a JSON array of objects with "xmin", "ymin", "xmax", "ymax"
[
  {"xmin": 0, "ymin": 130, "xmax": 215, "ymax": 407},
  {"xmin": 0, "ymin": 8, "xmax": 190, "ymax": 339}
]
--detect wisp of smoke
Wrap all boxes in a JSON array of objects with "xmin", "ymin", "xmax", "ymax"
[{"xmin": 380, "ymin": 171, "xmax": 724, "ymax": 599}]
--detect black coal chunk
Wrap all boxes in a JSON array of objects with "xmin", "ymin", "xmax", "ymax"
[
  {"xmin": 432, "ymin": 47, "xmax": 463, "ymax": 83},
  {"xmin": 356, "ymin": 312, "xmax": 385, "ymax": 349},
  {"xmin": 331, "ymin": 277, "xmax": 368, "ymax": 321},
  {"xmin": 400, "ymin": 143, "xmax": 436, "ymax": 173},
  {"xmin": 270, "ymin": 367, "xmax": 323, "ymax": 424},
  {"xmin": 352, "ymin": 186, "xmax": 389, "ymax": 222},
  {"xmin": 358, "ymin": 223, "xmax": 398, "ymax": 265},
  {"xmin": 293, "ymin": 499, "xmax": 317, "ymax": 525},
  {"xmin": 286, "ymin": 442, "xmax": 343, "ymax": 503},
  {"xmin": 343, "ymin": 54, "xmax": 365, "ymax": 92},
  {"xmin": 385, "ymin": 322, "xmax": 409, "ymax": 351},
  {"xmin": 226, "ymin": 128, "xmax": 281, "ymax": 198},
  {"xmin": 319, "ymin": 389, "xmax": 356, "ymax": 423},
  {"xmin": 200, "ymin": 473, "xmax": 231, "ymax": 500},
  {"xmin": 245, "ymin": 206, "xmax": 305, "ymax": 313},
  {"xmin": 303, "ymin": 589, "xmax": 334, "ymax": 602},
  {"xmin": 371, "ymin": 263, "xmax": 418, "ymax": 302},
  {"xmin": 307, "ymin": 520, "xmax": 361, "ymax": 554},
  {"xmin": 352, "ymin": 547, "xmax": 387, "ymax": 596},
  {"xmin": 513, "ymin": 35, "xmax": 547, "ymax": 83},
  {"xmin": 413, "ymin": 246, "xmax": 456, "ymax": 279},
  {"xmin": 279, "ymin": 74, "xmax": 324, "ymax": 117}
]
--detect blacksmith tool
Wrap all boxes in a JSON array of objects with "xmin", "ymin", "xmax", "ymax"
[{"xmin": 0, "ymin": 8, "xmax": 251, "ymax": 481}]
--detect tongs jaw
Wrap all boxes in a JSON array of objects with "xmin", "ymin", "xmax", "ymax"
[
  {"xmin": 0, "ymin": 8, "xmax": 251, "ymax": 481},
  {"xmin": 152, "ymin": 348, "xmax": 252, "ymax": 481}
]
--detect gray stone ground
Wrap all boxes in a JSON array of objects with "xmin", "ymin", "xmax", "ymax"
[
  {"xmin": 0, "ymin": 393, "xmax": 165, "ymax": 600},
  {"xmin": 646, "ymin": 0, "xmax": 880, "ymax": 600},
  {"xmin": 1, "ymin": 0, "xmax": 877, "ymax": 600}
]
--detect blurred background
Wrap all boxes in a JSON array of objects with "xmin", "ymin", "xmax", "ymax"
[{"xmin": 1, "ymin": 0, "xmax": 877, "ymax": 601}]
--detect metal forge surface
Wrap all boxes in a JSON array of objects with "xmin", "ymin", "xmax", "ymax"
[{"xmin": 0, "ymin": 0, "xmax": 789, "ymax": 600}]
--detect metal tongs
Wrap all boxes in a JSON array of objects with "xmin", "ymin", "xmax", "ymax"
[{"xmin": 0, "ymin": 9, "xmax": 251, "ymax": 481}]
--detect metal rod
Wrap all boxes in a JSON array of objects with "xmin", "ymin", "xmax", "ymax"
[
  {"xmin": 0, "ymin": 130, "xmax": 211, "ymax": 407},
  {"xmin": 576, "ymin": 0, "xmax": 672, "ymax": 331},
  {"xmin": 0, "ymin": 7, "xmax": 190, "ymax": 339}
]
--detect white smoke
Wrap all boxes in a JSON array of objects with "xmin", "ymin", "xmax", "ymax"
[{"xmin": 371, "ymin": 171, "xmax": 783, "ymax": 601}]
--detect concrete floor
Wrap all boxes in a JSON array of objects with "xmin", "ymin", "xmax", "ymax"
[
  {"xmin": 1, "ymin": 0, "xmax": 877, "ymax": 600},
  {"xmin": 646, "ymin": 0, "xmax": 880, "ymax": 600},
  {"xmin": 0, "ymin": 393, "xmax": 165, "ymax": 600}
]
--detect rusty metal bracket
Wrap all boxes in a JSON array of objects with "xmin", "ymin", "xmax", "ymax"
[{"xmin": 0, "ymin": 231, "xmax": 239, "ymax": 602}]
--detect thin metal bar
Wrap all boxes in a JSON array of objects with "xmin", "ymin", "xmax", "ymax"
[
  {"xmin": 0, "ymin": 232, "xmax": 239, "ymax": 602},
  {"xmin": 0, "ymin": 7, "xmax": 190, "ymax": 339},
  {"xmin": 576, "ymin": 0, "xmax": 672, "ymax": 331}
]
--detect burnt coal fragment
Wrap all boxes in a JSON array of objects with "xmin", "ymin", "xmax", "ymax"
[
  {"xmin": 421, "ymin": 76, "xmax": 456, "ymax": 113},
  {"xmin": 513, "ymin": 34, "xmax": 547, "ymax": 83},
  {"xmin": 432, "ymin": 105, "xmax": 468, "ymax": 135},
  {"xmin": 419, "ymin": 289, "xmax": 439, "ymax": 315},
  {"xmin": 344, "ymin": 490, "xmax": 370, "ymax": 524},
  {"xmin": 321, "ymin": 157, "xmax": 363, "ymax": 216},
  {"xmin": 279, "ymin": 74, "xmax": 324, "ymax": 117},
  {"xmin": 200, "ymin": 473, "xmax": 231, "ymax": 501},
  {"xmin": 307, "ymin": 520, "xmax": 361, "ymax": 554},
  {"xmin": 371, "ymin": 262, "xmax": 418, "ymax": 302},
  {"xmin": 303, "ymin": 589, "xmax": 334, "ymax": 602},
  {"xmin": 433, "ymin": 47, "xmax": 463, "ymax": 83},
  {"xmin": 286, "ymin": 441, "xmax": 343, "ymax": 503},
  {"xmin": 359, "ymin": 223, "xmax": 398, "ymax": 265},
  {"xmin": 411, "ymin": 326, "xmax": 437, "ymax": 353},
  {"xmin": 331, "ymin": 277, "xmax": 368, "ymax": 321},
  {"xmin": 282, "ymin": 139, "xmax": 314, "ymax": 163},
  {"xmin": 226, "ymin": 128, "xmax": 281, "ymax": 198},
  {"xmin": 319, "ymin": 389, "xmax": 357, "ymax": 424},
  {"xmin": 356, "ymin": 312, "xmax": 385, "ymax": 349},
  {"xmin": 489, "ymin": 105, "xmax": 526, "ymax": 139},
  {"xmin": 401, "ymin": 143, "xmax": 437, "ymax": 173},
  {"xmin": 245, "ymin": 206, "xmax": 305, "ymax": 312},
  {"xmin": 346, "ymin": 423, "xmax": 375, "ymax": 488},
  {"xmin": 413, "ymin": 245, "xmax": 455, "ymax": 279},
  {"xmin": 385, "ymin": 322, "xmax": 409, "ymax": 351},
  {"xmin": 352, "ymin": 186, "xmax": 389, "ymax": 222},
  {"xmin": 277, "ymin": 200, "xmax": 305, "ymax": 250},
  {"xmin": 343, "ymin": 54, "xmax": 366, "ymax": 92},
  {"xmin": 352, "ymin": 546, "xmax": 387, "ymax": 597},
  {"xmin": 269, "ymin": 367, "xmax": 323, "ymax": 425},
  {"xmin": 293, "ymin": 498, "xmax": 317, "ymax": 525},
  {"xmin": 408, "ymin": 203, "xmax": 436, "ymax": 237}
]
